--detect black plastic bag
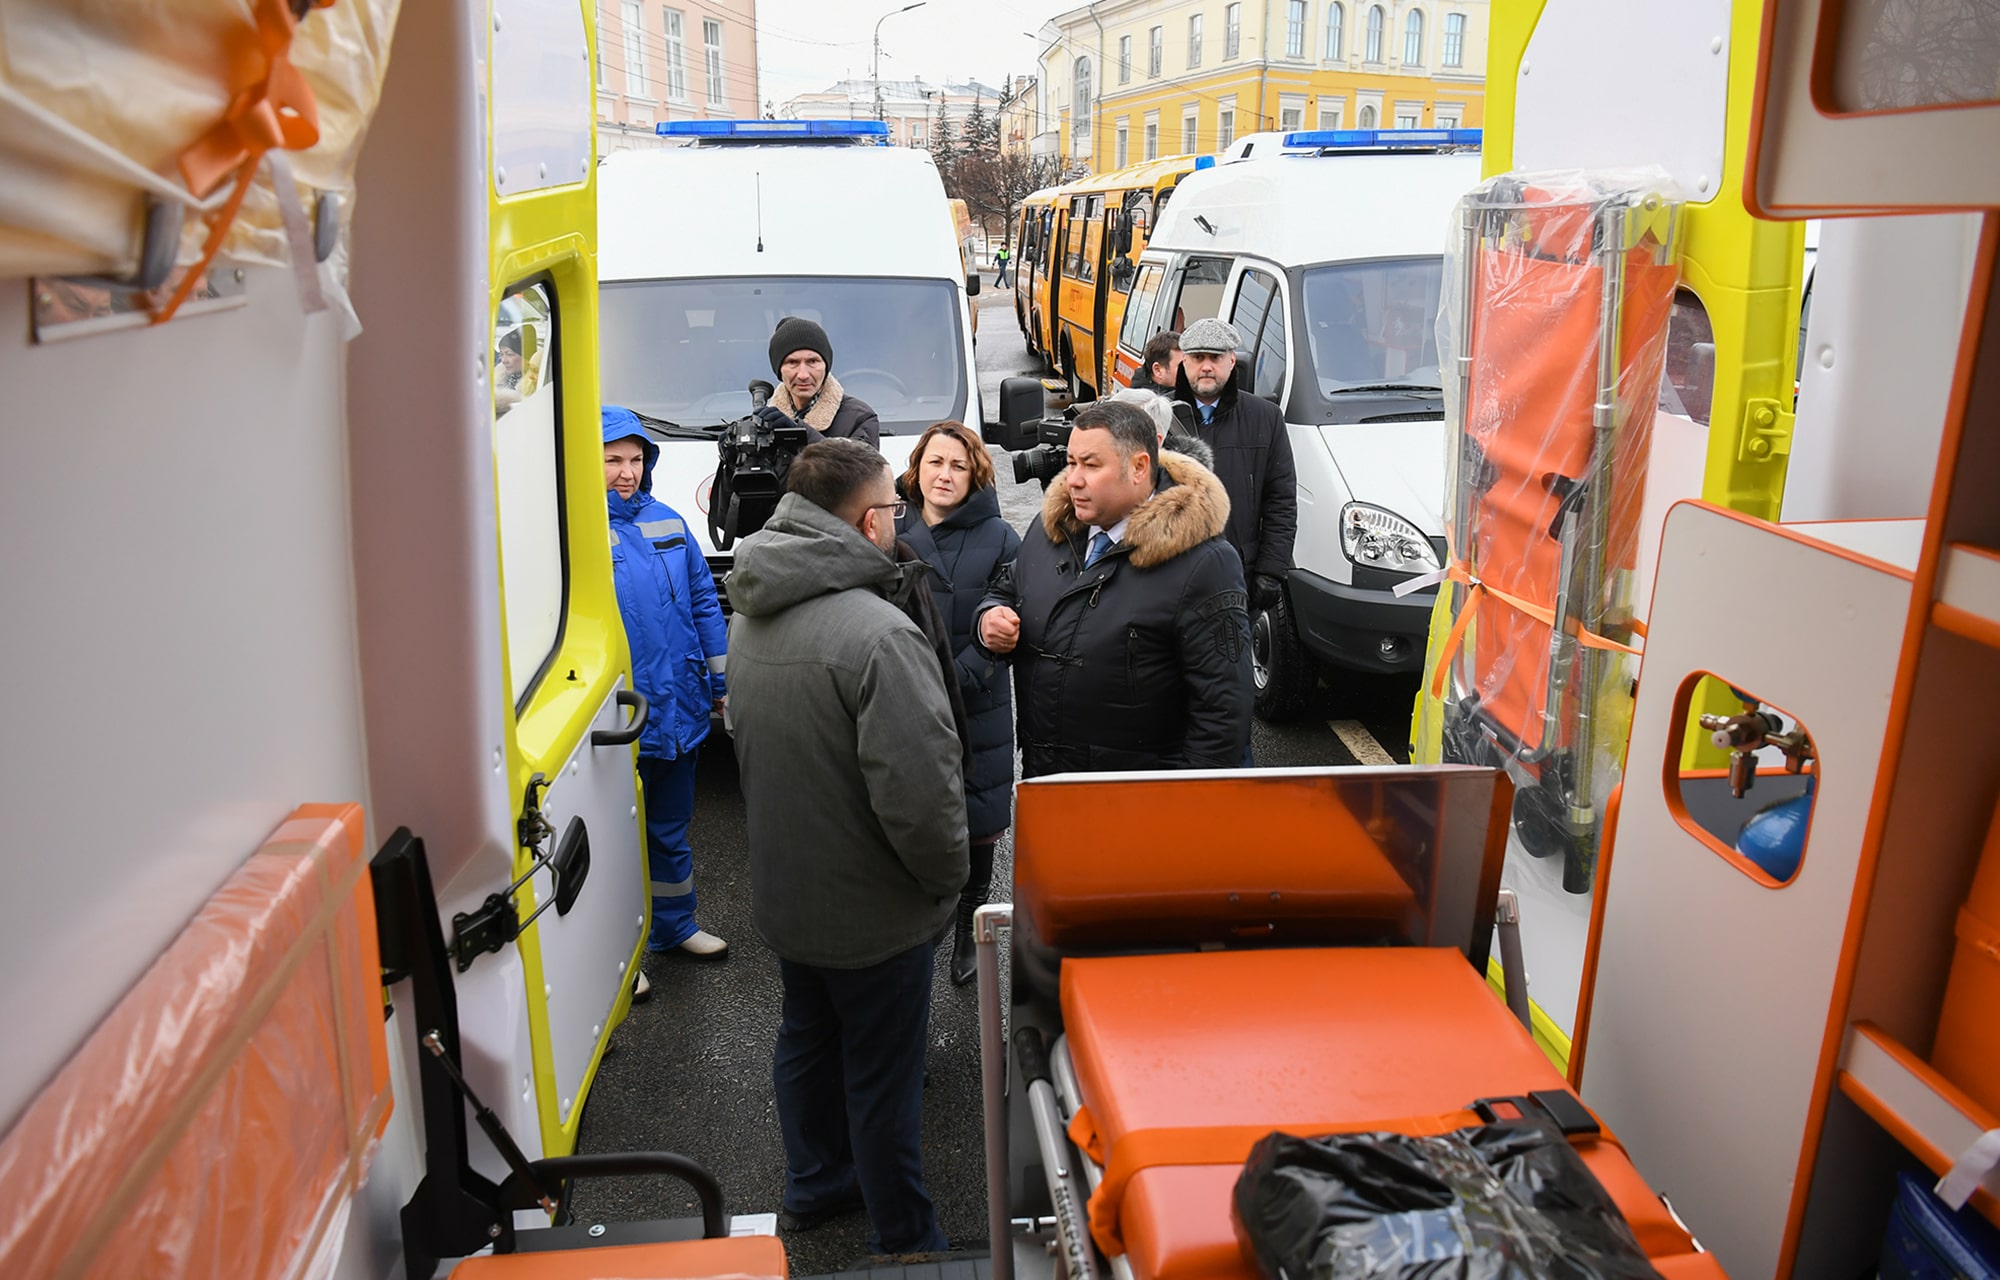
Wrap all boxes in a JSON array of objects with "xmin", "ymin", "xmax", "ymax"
[{"xmin": 1231, "ymin": 1120, "xmax": 1665, "ymax": 1280}]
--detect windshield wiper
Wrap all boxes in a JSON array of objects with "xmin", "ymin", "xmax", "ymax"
[
  {"xmin": 1326, "ymin": 382, "xmax": 1443, "ymax": 395},
  {"xmin": 635, "ymin": 410, "xmax": 722, "ymax": 441}
]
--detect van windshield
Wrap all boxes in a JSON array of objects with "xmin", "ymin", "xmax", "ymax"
[
  {"xmin": 600, "ymin": 276, "xmax": 967, "ymax": 434},
  {"xmin": 1297, "ymin": 257, "xmax": 1446, "ymax": 413}
]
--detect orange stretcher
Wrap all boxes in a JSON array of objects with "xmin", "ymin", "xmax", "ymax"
[
  {"xmin": 1437, "ymin": 173, "xmax": 1681, "ymax": 894},
  {"xmin": 976, "ymin": 767, "xmax": 1727, "ymax": 1280}
]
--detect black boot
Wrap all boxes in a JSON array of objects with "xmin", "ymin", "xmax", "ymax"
[{"xmin": 949, "ymin": 892, "xmax": 981, "ymax": 986}]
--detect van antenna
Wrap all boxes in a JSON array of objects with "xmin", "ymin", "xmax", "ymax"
[{"xmin": 755, "ymin": 172, "xmax": 765, "ymax": 253}]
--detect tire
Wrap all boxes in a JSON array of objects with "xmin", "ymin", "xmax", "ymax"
[
  {"xmin": 1063, "ymin": 342, "xmax": 1085, "ymax": 402},
  {"xmin": 1252, "ymin": 589, "xmax": 1316, "ymax": 722}
]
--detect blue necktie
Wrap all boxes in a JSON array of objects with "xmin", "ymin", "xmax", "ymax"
[
  {"xmin": 1199, "ymin": 402, "xmax": 1216, "ymax": 425},
  {"xmin": 1086, "ymin": 531, "xmax": 1114, "ymax": 567}
]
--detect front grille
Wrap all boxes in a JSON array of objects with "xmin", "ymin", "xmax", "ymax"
[{"xmin": 706, "ymin": 556, "xmax": 734, "ymax": 613}]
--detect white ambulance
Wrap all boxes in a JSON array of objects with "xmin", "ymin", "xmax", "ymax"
[
  {"xmin": 598, "ymin": 120, "xmax": 982, "ymax": 579},
  {"xmin": 1101, "ymin": 130, "xmax": 1483, "ymax": 718}
]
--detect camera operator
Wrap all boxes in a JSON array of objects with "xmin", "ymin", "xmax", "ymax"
[{"xmin": 756, "ymin": 317, "xmax": 880, "ymax": 448}]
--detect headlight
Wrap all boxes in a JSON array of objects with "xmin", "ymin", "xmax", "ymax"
[{"xmin": 1340, "ymin": 502, "xmax": 1442, "ymax": 574}]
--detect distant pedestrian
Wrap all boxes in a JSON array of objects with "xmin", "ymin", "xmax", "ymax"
[
  {"xmin": 897, "ymin": 422, "xmax": 1022, "ymax": 987},
  {"xmin": 601, "ymin": 408, "xmax": 731, "ymax": 989},
  {"xmin": 975, "ymin": 399, "xmax": 1251, "ymax": 777},
  {"xmin": 994, "ymin": 243, "xmax": 1010, "ymax": 288},
  {"xmin": 726, "ymin": 438, "xmax": 967, "ymax": 1253}
]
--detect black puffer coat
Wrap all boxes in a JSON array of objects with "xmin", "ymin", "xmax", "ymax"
[
  {"xmin": 1171, "ymin": 368, "xmax": 1297, "ymax": 581},
  {"xmin": 898, "ymin": 485, "xmax": 1022, "ymax": 837},
  {"xmin": 976, "ymin": 451, "xmax": 1251, "ymax": 777}
]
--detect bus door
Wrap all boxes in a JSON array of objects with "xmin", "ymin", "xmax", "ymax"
[
  {"xmin": 1057, "ymin": 194, "xmax": 1104, "ymax": 396},
  {"xmin": 1035, "ymin": 203, "xmax": 1063, "ymax": 362},
  {"xmin": 1100, "ymin": 188, "xmax": 1155, "ymax": 390}
]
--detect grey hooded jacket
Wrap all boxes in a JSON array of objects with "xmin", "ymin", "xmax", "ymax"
[{"xmin": 725, "ymin": 492, "xmax": 970, "ymax": 968}]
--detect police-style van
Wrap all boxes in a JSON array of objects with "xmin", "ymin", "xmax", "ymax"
[
  {"xmin": 598, "ymin": 120, "xmax": 983, "ymax": 579},
  {"xmin": 1106, "ymin": 129, "xmax": 1483, "ymax": 718}
]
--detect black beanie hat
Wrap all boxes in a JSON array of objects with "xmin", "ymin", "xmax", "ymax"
[{"xmin": 769, "ymin": 316, "xmax": 833, "ymax": 375}]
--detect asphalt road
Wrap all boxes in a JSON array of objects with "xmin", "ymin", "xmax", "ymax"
[{"xmin": 567, "ymin": 285, "xmax": 1418, "ymax": 1273}]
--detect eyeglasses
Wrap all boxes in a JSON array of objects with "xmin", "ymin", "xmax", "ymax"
[{"xmin": 867, "ymin": 500, "xmax": 908, "ymax": 519}]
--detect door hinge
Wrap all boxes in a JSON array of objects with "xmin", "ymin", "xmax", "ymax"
[{"xmin": 1737, "ymin": 396, "xmax": 1794, "ymax": 463}]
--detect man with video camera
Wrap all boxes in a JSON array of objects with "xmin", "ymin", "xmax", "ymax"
[{"xmin": 753, "ymin": 316, "xmax": 880, "ymax": 448}]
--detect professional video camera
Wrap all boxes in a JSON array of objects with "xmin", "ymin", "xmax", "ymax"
[
  {"xmin": 708, "ymin": 379, "xmax": 810, "ymax": 550},
  {"xmin": 1010, "ymin": 411, "xmax": 1074, "ymax": 487},
  {"xmin": 988, "ymin": 375, "xmax": 1203, "ymax": 488}
]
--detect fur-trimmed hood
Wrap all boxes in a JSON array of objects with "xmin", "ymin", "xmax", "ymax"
[
  {"xmin": 1041, "ymin": 449, "xmax": 1231, "ymax": 569},
  {"xmin": 771, "ymin": 373, "xmax": 850, "ymax": 433}
]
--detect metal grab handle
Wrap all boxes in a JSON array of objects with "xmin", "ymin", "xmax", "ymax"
[
  {"xmin": 497, "ymin": 1151, "xmax": 728, "ymax": 1238},
  {"xmin": 590, "ymin": 689, "xmax": 649, "ymax": 747}
]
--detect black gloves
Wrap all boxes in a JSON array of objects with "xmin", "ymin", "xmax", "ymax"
[
  {"xmin": 1253, "ymin": 574, "xmax": 1284, "ymax": 612},
  {"xmin": 754, "ymin": 404, "xmax": 797, "ymax": 432}
]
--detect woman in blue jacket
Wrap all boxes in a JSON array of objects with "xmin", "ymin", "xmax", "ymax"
[
  {"xmin": 604, "ymin": 407, "xmax": 730, "ymax": 978},
  {"xmin": 897, "ymin": 422, "xmax": 1021, "ymax": 986}
]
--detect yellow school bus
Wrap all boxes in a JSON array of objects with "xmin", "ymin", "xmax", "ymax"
[
  {"xmin": 1013, "ymin": 186, "xmax": 1063, "ymax": 364},
  {"xmin": 1049, "ymin": 154, "xmax": 1197, "ymax": 400},
  {"xmin": 949, "ymin": 196, "xmax": 980, "ymax": 337}
]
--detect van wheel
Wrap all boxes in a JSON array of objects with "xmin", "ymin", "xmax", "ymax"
[{"xmin": 1252, "ymin": 590, "xmax": 1315, "ymax": 722}]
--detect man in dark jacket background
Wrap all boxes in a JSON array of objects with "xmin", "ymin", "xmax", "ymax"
[
  {"xmin": 725, "ymin": 438, "xmax": 965, "ymax": 1253},
  {"xmin": 1171, "ymin": 318, "xmax": 1297, "ymax": 617},
  {"xmin": 976, "ymin": 400, "xmax": 1251, "ymax": 776},
  {"xmin": 756, "ymin": 316, "xmax": 882, "ymax": 447},
  {"xmin": 1125, "ymin": 329, "xmax": 1183, "ymax": 395}
]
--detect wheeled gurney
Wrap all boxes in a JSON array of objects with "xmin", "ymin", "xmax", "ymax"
[{"xmin": 976, "ymin": 767, "xmax": 1727, "ymax": 1280}]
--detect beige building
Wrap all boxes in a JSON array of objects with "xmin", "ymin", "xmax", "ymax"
[
  {"xmin": 595, "ymin": 0, "xmax": 761, "ymax": 156},
  {"xmin": 1034, "ymin": 0, "xmax": 1487, "ymax": 173},
  {"xmin": 781, "ymin": 78, "xmax": 1003, "ymax": 150},
  {"xmin": 999, "ymin": 75, "xmax": 1039, "ymax": 155}
]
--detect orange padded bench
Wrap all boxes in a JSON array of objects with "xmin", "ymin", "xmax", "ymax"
[{"xmin": 454, "ymin": 1235, "xmax": 789, "ymax": 1279}]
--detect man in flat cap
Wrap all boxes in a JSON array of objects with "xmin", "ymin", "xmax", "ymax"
[{"xmin": 758, "ymin": 316, "xmax": 881, "ymax": 448}]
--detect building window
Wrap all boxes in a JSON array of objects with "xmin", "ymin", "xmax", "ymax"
[
  {"xmin": 703, "ymin": 18, "xmax": 724, "ymax": 105},
  {"xmin": 1149, "ymin": 26, "xmax": 1163, "ymax": 76},
  {"xmin": 1218, "ymin": 107, "xmax": 1235, "ymax": 148},
  {"xmin": 1326, "ymin": 3, "xmax": 1345, "ymax": 59},
  {"xmin": 1435, "ymin": 104, "xmax": 1460, "ymax": 128},
  {"xmin": 1073, "ymin": 58, "xmax": 1092, "ymax": 153},
  {"xmin": 621, "ymin": 0, "xmax": 647, "ymax": 94},
  {"xmin": 663, "ymin": 8, "xmax": 687, "ymax": 102},
  {"xmin": 1286, "ymin": 0, "xmax": 1306, "ymax": 57},
  {"xmin": 1365, "ymin": 5, "xmax": 1384, "ymax": 61},
  {"xmin": 1280, "ymin": 95, "xmax": 1304, "ymax": 131},
  {"xmin": 1443, "ymin": 12, "xmax": 1465, "ymax": 67},
  {"xmin": 1397, "ymin": 110, "xmax": 1419, "ymax": 128},
  {"xmin": 1225, "ymin": 3, "xmax": 1242, "ymax": 58},
  {"xmin": 1188, "ymin": 14, "xmax": 1203, "ymax": 68},
  {"xmin": 1182, "ymin": 106, "xmax": 1198, "ymax": 153},
  {"xmin": 1119, "ymin": 34, "xmax": 1131, "ymax": 83},
  {"xmin": 1144, "ymin": 114, "xmax": 1159, "ymax": 160},
  {"xmin": 1358, "ymin": 103, "xmax": 1376, "ymax": 127},
  {"xmin": 1318, "ymin": 102, "xmax": 1343, "ymax": 129},
  {"xmin": 1116, "ymin": 121, "xmax": 1129, "ymax": 166},
  {"xmin": 1403, "ymin": 9, "xmax": 1424, "ymax": 65}
]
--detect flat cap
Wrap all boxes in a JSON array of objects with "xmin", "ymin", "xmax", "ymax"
[{"xmin": 1178, "ymin": 317, "xmax": 1242, "ymax": 355}]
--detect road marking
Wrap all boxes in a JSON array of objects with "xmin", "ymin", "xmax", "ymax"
[{"xmin": 1329, "ymin": 719, "xmax": 1397, "ymax": 765}]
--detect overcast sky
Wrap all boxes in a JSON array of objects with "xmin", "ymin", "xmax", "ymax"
[{"xmin": 754, "ymin": 0, "xmax": 1065, "ymax": 110}]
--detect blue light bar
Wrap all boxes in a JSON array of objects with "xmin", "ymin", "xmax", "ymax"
[
  {"xmin": 1194, "ymin": 154, "xmax": 1216, "ymax": 170},
  {"xmin": 656, "ymin": 119, "xmax": 892, "ymax": 142},
  {"xmin": 1278, "ymin": 127, "xmax": 1482, "ymax": 151}
]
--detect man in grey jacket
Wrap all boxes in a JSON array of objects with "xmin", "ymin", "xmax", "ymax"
[{"xmin": 725, "ymin": 438, "xmax": 968, "ymax": 1254}]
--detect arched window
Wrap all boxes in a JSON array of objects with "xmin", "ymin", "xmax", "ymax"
[
  {"xmin": 1403, "ymin": 9, "xmax": 1424, "ymax": 65},
  {"xmin": 1443, "ymin": 12, "xmax": 1466, "ymax": 66},
  {"xmin": 1072, "ymin": 57, "xmax": 1092, "ymax": 152},
  {"xmin": 1325, "ymin": 3, "xmax": 1345, "ymax": 59},
  {"xmin": 1364, "ymin": 6, "xmax": 1385, "ymax": 62},
  {"xmin": 1358, "ymin": 103, "xmax": 1376, "ymax": 128}
]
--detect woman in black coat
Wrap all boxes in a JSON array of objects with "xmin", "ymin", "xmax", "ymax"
[{"xmin": 898, "ymin": 421, "xmax": 1022, "ymax": 985}]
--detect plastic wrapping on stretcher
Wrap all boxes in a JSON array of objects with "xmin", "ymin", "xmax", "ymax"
[
  {"xmin": 0, "ymin": 802, "xmax": 391, "ymax": 1280},
  {"xmin": 1232, "ymin": 1121, "xmax": 1664, "ymax": 1280},
  {"xmin": 1422, "ymin": 169, "xmax": 1682, "ymax": 894}
]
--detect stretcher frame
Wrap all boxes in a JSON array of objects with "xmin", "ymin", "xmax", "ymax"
[{"xmin": 1441, "ymin": 174, "xmax": 1682, "ymax": 894}]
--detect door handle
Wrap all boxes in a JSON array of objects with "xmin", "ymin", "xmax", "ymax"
[{"xmin": 590, "ymin": 689, "xmax": 648, "ymax": 747}]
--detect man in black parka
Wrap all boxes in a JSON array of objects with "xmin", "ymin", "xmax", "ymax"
[
  {"xmin": 975, "ymin": 400, "xmax": 1251, "ymax": 777},
  {"xmin": 1170, "ymin": 318, "xmax": 1297, "ymax": 616}
]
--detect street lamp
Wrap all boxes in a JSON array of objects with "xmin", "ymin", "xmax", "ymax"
[{"xmin": 874, "ymin": 2, "xmax": 928, "ymax": 124}]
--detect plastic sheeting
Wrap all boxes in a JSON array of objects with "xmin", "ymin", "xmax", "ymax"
[
  {"xmin": 1418, "ymin": 170, "xmax": 1682, "ymax": 896},
  {"xmin": 1232, "ymin": 1122, "xmax": 1664, "ymax": 1280},
  {"xmin": 0, "ymin": 0, "xmax": 399, "ymax": 288},
  {"xmin": 0, "ymin": 802, "xmax": 392, "ymax": 1280}
]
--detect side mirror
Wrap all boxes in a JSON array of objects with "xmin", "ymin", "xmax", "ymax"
[
  {"xmin": 1111, "ymin": 256, "xmax": 1135, "ymax": 285},
  {"xmin": 966, "ymin": 272, "xmax": 983, "ymax": 297},
  {"xmin": 988, "ymin": 375, "xmax": 1046, "ymax": 449}
]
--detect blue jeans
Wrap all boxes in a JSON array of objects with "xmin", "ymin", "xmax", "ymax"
[
  {"xmin": 774, "ymin": 942, "xmax": 946, "ymax": 1254},
  {"xmin": 637, "ymin": 751, "xmax": 700, "ymax": 951}
]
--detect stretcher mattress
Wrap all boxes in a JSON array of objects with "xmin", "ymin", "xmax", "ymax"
[
  {"xmin": 453, "ymin": 1235, "xmax": 789, "ymax": 1279},
  {"xmin": 1060, "ymin": 947, "xmax": 1704, "ymax": 1280}
]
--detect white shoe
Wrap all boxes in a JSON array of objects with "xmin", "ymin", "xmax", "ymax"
[
  {"xmin": 678, "ymin": 929, "xmax": 729, "ymax": 960},
  {"xmin": 631, "ymin": 969, "xmax": 651, "ymax": 1002}
]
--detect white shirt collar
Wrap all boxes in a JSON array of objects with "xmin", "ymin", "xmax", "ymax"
[{"xmin": 1088, "ymin": 492, "xmax": 1153, "ymax": 550}]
